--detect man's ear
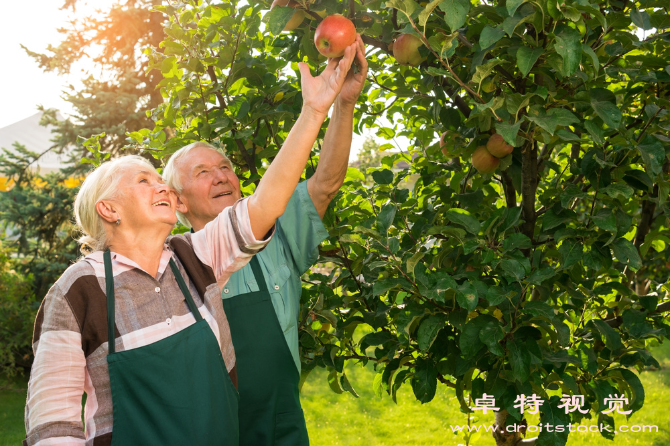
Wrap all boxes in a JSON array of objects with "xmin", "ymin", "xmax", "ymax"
[
  {"xmin": 175, "ymin": 193, "xmax": 189, "ymax": 214},
  {"xmin": 96, "ymin": 200, "xmax": 119, "ymax": 224}
]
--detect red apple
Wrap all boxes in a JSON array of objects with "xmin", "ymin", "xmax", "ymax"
[
  {"xmin": 271, "ymin": 0, "xmax": 305, "ymax": 31},
  {"xmin": 471, "ymin": 146, "xmax": 499, "ymax": 174},
  {"xmin": 314, "ymin": 14, "xmax": 357, "ymax": 58},
  {"xmin": 393, "ymin": 34, "xmax": 425, "ymax": 66},
  {"xmin": 486, "ymin": 133, "xmax": 514, "ymax": 158}
]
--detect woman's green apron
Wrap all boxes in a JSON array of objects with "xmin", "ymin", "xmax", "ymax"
[
  {"xmin": 223, "ymin": 256, "xmax": 310, "ymax": 445},
  {"xmin": 104, "ymin": 249, "xmax": 239, "ymax": 445}
]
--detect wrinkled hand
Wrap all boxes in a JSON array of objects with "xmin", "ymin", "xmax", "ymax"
[
  {"xmin": 298, "ymin": 42, "xmax": 357, "ymax": 117},
  {"xmin": 337, "ymin": 34, "xmax": 368, "ymax": 108}
]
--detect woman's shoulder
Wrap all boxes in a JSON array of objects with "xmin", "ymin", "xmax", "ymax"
[{"xmin": 52, "ymin": 257, "xmax": 98, "ymax": 293}]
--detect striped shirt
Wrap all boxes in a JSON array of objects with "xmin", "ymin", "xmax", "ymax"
[{"xmin": 24, "ymin": 197, "xmax": 272, "ymax": 446}]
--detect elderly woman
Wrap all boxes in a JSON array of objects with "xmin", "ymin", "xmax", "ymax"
[{"xmin": 23, "ymin": 45, "xmax": 358, "ymax": 446}]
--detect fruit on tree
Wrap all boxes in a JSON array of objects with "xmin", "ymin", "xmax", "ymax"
[
  {"xmin": 471, "ymin": 146, "xmax": 499, "ymax": 174},
  {"xmin": 314, "ymin": 14, "xmax": 357, "ymax": 58},
  {"xmin": 486, "ymin": 133, "xmax": 514, "ymax": 158},
  {"xmin": 271, "ymin": 0, "xmax": 305, "ymax": 31},
  {"xmin": 393, "ymin": 34, "xmax": 425, "ymax": 66}
]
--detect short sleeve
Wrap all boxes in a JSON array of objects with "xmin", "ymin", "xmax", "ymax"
[{"xmin": 277, "ymin": 182, "xmax": 329, "ymax": 275}]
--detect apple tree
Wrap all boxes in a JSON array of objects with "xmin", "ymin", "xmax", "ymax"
[{"xmin": 130, "ymin": 0, "xmax": 670, "ymax": 444}]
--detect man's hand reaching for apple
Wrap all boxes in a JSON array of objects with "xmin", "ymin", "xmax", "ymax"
[
  {"xmin": 298, "ymin": 42, "xmax": 357, "ymax": 118},
  {"xmin": 337, "ymin": 34, "xmax": 367, "ymax": 109}
]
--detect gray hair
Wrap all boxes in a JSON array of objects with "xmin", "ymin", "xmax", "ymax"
[
  {"xmin": 162, "ymin": 141, "xmax": 232, "ymax": 228},
  {"xmin": 74, "ymin": 155, "xmax": 156, "ymax": 253}
]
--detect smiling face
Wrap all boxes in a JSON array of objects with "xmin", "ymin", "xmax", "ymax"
[
  {"xmin": 110, "ymin": 166, "xmax": 178, "ymax": 232},
  {"xmin": 175, "ymin": 146, "xmax": 241, "ymax": 231}
]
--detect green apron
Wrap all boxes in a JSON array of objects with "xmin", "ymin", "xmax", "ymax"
[
  {"xmin": 104, "ymin": 249, "xmax": 239, "ymax": 445},
  {"xmin": 222, "ymin": 256, "xmax": 309, "ymax": 445}
]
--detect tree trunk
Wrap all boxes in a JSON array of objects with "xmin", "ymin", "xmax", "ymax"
[{"xmin": 492, "ymin": 410, "xmax": 538, "ymax": 446}]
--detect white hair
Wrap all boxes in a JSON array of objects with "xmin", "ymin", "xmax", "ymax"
[
  {"xmin": 162, "ymin": 141, "xmax": 231, "ymax": 228},
  {"xmin": 74, "ymin": 155, "xmax": 156, "ymax": 253}
]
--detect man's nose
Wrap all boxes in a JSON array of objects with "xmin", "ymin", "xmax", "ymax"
[{"xmin": 213, "ymin": 167, "xmax": 229, "ymax": 184}]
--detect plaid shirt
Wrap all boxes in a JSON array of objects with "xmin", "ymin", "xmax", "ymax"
[{"xmin": 24, "ymin": 197, "xmax": 271, "ymax": 446}]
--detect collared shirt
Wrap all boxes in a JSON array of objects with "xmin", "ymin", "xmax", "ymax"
[
  {"xmin": 221, "ymin": 182, "xmax": 329, "ymax": 372},
  {"xmin": 24, "ymin": 197, "xmax": 271, "ymax": 446}
]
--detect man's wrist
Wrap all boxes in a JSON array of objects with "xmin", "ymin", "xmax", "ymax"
[
  {"xmin": 300, "ymin": 104, "xmax": 329, "ymax": 124},
  {"xmin": 334, "ymin": 98, "xmax": 357, "ymax": 114}
]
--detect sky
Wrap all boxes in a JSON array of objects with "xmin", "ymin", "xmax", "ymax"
[{"xmin": 0, "ymin": 0, "xmax": 382, "ymax": 161}]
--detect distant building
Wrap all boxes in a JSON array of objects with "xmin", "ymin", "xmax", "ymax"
[{"xmin": 0, "ymin": 112, "xmax": 72, "ymax": 190}]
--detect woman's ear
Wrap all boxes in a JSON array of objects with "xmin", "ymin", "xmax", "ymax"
[{"xmin": 96, "ymin": 200, "xmax": 119, "ymax": 224}]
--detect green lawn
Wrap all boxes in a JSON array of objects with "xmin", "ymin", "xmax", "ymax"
[{"xmin": 3, "ymin": 342, "xmax": 669, "ymax": 446}]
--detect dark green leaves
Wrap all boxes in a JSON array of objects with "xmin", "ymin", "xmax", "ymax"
[
  {"xmin": 371, "ymin": 169, "xmax": 394, "ymax": 184},
  {"xmin": 538, "ymin": 396, "xmax": 570, "ymax": 446},
  {"xmin": 480, "ymin": 25, "xmax": 505, "ymax": 49},
  {"xmin": 526, "ymin": 108, "xmax": 580, "ymax": 135},
  {"xmin": 630, "ymin": 9, "xmax": 653, "ymax": 30},
  {"xmin": 554, "ymin": 27, "xmax": 582, "ymax": 76},
  {"xmin": 507, "ymin": 339, "xmax": 531, "ymax": 382},
  {"xmin": 593, "ymin": 319, "xmax": 622, "ymax": 351},
  {"xmin": 611, "ymin": 238, "xmax": 642, "ymax": 270},
  {"xmin": 412, "ymin": 358, "xmax": 438, "ymax": 403},
  {"xmin": 456, "ymin": 281, "xmax": 478, "ymax": 312},
  {"xmin": 516, "ymin": 46, "xmax": 543, "ymax": 78},
  {"xmin": 637, "ymin": 136, "xmax": 666, "ymax": 178},
  {"xmin": 590, "ymin": 89, "xmax": 622, "ymax": 129},
  {"xmin": 495, "ymin": 120, "xmax": 522, "ymax": 146},
  {"xmin": 444, "ymin": 209, "xmax": 480, "ymax": 234},
  {"xmin": 417, "ymin": 314, "xmax": 447, "ymax": 351},
  {"xmin": 377, "ymin": 204, "xmax": 397, "ymax": 233},
  {"xmin": 437, "ymin": 0, "xmax": 470, "ymax": 31},
  {"xmin": 264, "ymin": 6, "xmax": 295, "ymax": 35}
]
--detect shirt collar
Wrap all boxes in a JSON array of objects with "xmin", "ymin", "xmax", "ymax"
[{"xmin": 86, "ymin": 245, "xmax": 173, "ymax": 278}]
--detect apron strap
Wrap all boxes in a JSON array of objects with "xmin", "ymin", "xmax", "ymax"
[
  {"xmin": 104, "ymin": 249, "xmax": 116, "ymax": 355},
  {"xmin": 249, "ymin": 256, "xmax": 267, "ymax": 293},
  {"xmin": 169, "ymin": 258, "xmax": 204, "ymax": 322}
]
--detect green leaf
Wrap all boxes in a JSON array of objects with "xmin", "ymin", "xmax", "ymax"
[
  {"xmin": 480, "ymin": 25, "xmax": 506, "ymax": 49},
  {"xmin": 377, "ymin": 203, "xmax": 397, "ymax": 233},
  {"xmin": 593, "ymin": 319, "xmax": 623, "ymax": 351},
  {"xmin": 526, "ymin": 108, "xmax": 580, "ymax": 135},
  {"xmin": 611, "ymin": 238, "xmax": 642, "ymax": 270},
  {"xmin": 506, "ymin": 0, "xmax": 526, "ymax": 17},
  {"xmin": 618, "ymin": 368, "xmax": 645, "ymax": 414},
  {"xmin": 592, "ymin": 208, "xmax": 617, "ymax": 232},
  {"xmin": 340, "ymin": 373, "xmax": 360, "ymax": 398},
  {"xmin": 264, "ymin": 6, "xmax": 296, "ymax": 35},
  {"xmin": 373, "ymin": 278, "xmax": 408, "ymax": 296},
  {"xmin": 630, "ymin": 9, "xmax": 652, "ymax": 30},
  {"xmin": 412, "ymin": 358, "xmax": 438, "ymax": 403},
  {"xmin": 387, "ymin": 0, "xmax": 421, "ymax": 17},
  {"xmin": 600, "ymin": 183, "xmax": 634, "ymax": 200},
  {"xmin": 637, "ymin": 136, "xmax": 666, "ymax": 178},
  {"xmin": 328, "ymin": 370, "xmax": 344, "ymax": 394},
  {"xmin": 559, "ymin": 239, "xmax": 583, "ymax": 268},
  {"xmin": 460, "ymin": 318, "xmax": 485, "ymax": 356},
  {"xmin": 516, "ymin": 46, "xmax": 544, "ymax": 77},
  {"xmin": 538, "ymin": 396, "xmax": 571, "ymax": 446},
  {"xmin": 500, "ymin": 259, "xmax": 526, "ymax": 281},
  {"xmin": 456, "ymin": 281, "xmax": 479, "ymax": 312},
  {"xmin": 407, "ymin": 251, "xmax": 425, "ymax": 275},
  {"xmin": 478, "ymin": 316, "xmax": 504, "ymax": 356},
  {"xmin": 371, "ymin": 169, "xmax": 394, "ymax": 184},
  {"xmin": 417, "ymin": 314, "xmax": 448, "ymax": 351},
  {"xmin": 591, "ymin": 99, "xmax": 622, "ymax": 129},
  {"xmin": 495, "ymin": 120, "xmax": 522, "ymax": 146},
  {"xmin": 584, "ymin": 120, "xmax": 605, "ymax": 145},
  {"xmin": 524, "ymin": 301, "xmax": 555, "ymax": 319},
  {"xmin": 445, "ymin": 209, "xmax": 481, "ymax": 234},
  {"xmin": 527, "ymin": 268, "xmax": 557, "ymax": 285},
  {"xmin": 507, "ymin": 339, "xmax": 531, "ymax": 382},
  {"xmin": 502, "ymin": 233, "xmax": 532, "ymax": 252},
  {"xmin": 471, "ymin": 59, "xmax": 503, "ymax": 85},
  {"xmin": 437, "ymin": 0, "xmax": 470, "ymax": 32},
  {"xmin": 554, "ymin": 27, "xmax": 582, "ymax": 76},
  {"xmin": 486, "ymin": 287, "xmax": 508, "ymax": 306},
  {"xmin": 419, "ymin": 0, "xmax": 445, "ymax": 27},
  {"xmin": 582, "ymin": 44, "xmax": 599, "ymax": 72}
]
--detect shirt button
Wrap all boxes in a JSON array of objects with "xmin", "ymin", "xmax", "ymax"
[
  {"xmin": 155, "ymin": 287, "xmax": 160, "ymax": 293},
  {"xmin": 224, "ymin": 288, "xmax": 229, "ymax": 294},
  {"xmin": 166, "ymin": 318, "xmax": 171, "ymax": 326},
  {"xmin": 274, "ymin": 285, "xmax": 280, "ymax": 290}
]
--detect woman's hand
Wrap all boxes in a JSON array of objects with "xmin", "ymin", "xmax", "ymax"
[
  {"xmin": 298, "ymin": 42, "xmax": 358, "ymax": 117},
  {"xmin": 336, "ymin": 34, "xmax": 368, "ymax": 109}
]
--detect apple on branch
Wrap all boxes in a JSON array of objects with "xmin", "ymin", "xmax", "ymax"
[
  {"xmin": 271, "ymin": 0, "xmax": 305, "ymax": 31},
  {"xmin": 314, "ymin": 14, "xmax": 357, "ymax": 58},
  {"xmin": 393, "ymin": 34, "xmax": 426, "ymax": 67},
  {"xmin": 486, "ymin": 133, "xmax": 514, "ymax": 158},
  {"xmin": 471, "ymin": 145, "xmax": 499, "ymax": 174}
]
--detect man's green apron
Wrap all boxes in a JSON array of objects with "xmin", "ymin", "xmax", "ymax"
[
  {"xmin": 222, "ymin": 256, "xmax": 309, "ymax": 445},
  {"xmin": 103, "ymin": 250, "xmax": 239, "ymax": 445}
]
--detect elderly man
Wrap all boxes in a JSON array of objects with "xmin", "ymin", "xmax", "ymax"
[{"xmin": 163, "ymin": 37, "xmax": 367, "ymax": 446}]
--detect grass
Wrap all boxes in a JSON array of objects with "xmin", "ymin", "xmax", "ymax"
[{"xmin": 3, "ymin": 342, "xmax": 670, "ymax": 446}]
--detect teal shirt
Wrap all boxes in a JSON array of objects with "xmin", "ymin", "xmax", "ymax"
[{"xmin": 222, "ymin": 181, "xmax": 329, "ymax": 372}]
